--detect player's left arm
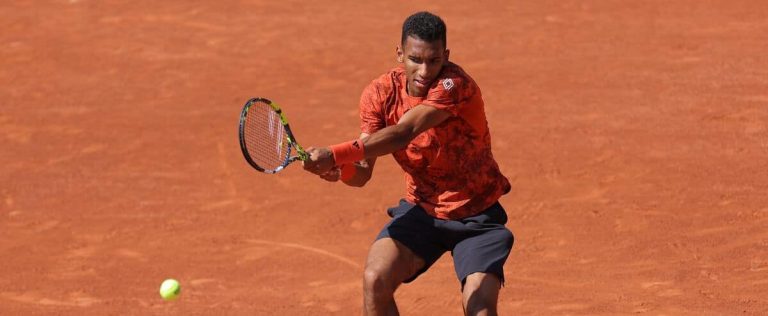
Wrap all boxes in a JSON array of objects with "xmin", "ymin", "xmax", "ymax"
[
  {"xmin": 359, "ymin": 104, "xmax": 451, "ymax": 157},
  {"xmin": 303, "ymin": 105, "xmax": 452, "ymax": 175}
]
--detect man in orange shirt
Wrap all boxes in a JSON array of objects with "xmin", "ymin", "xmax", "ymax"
[{"xmin": 303, "ymin": 11, "xmax": 513, "ymax": 316}]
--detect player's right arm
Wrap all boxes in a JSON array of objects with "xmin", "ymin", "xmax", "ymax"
[{"xmin": 315, "ymin": 133, "xmax": 376, "ymax": 187}]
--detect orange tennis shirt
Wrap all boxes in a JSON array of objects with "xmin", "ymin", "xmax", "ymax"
[{"xmin": 359, "ymin": 62, "xmax": 511, "ymax": 220}]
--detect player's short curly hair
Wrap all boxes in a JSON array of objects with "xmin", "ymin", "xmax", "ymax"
[{"xmin": 401, "ymin": 11, "xmax": 447, "ymax": 47}]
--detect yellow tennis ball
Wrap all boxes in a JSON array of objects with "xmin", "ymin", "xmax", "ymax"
[{"xmin": 159, "ymin": 279, "xmax": 181, "ymax": 301}]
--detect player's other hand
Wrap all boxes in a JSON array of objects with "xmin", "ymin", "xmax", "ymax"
[
  {"xmin": 319, "ymin": 166, "xmax": 341, "ymax": 182},
  {"xmin": 302, "ymin": 147, "xmax": 336, "ymax": 175}
]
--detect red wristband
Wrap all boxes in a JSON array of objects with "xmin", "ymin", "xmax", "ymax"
[
  {"xmin": 339, "ymin": 164, "xmax": 357, "ymax": 182},
  {"xmin": 329, "ymin": 139, "xmax": 365, "ymax": 165}
]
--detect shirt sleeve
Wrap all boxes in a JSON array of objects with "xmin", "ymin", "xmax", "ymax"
[
  {"xmin": 421, "ymin": 76, "xmax": 476, "ymax": 116},
  {"xmin": 359, "ymin": 82, "xmax": 385, "ymax": 134}
]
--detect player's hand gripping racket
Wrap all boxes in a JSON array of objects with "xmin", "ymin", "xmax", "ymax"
[{"xmin": 238, "ymin": 98, "xmax": 308, "ymax": 174}]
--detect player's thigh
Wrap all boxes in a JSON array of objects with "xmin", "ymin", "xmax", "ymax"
[
  {"xmin": 452, "ymin": 227, "xmax": 513, "ymax": 286},
  {"xmin": 364, "ymin": 237, "xmax": 426, "ymax": 286}
]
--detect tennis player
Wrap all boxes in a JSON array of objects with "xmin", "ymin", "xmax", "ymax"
[{"xmin": 303, "ymin": 11, "xmax": 513, "ymax": 316}]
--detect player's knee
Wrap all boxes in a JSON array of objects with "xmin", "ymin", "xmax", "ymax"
[
  {"xmin": 464, "ymin": 299, "xmax": 497, "ymax": 316},
  {"xmin": 363, "ymin": 266, "xmax": 395, "ymax": 297},
  {"xmin": 463, "ymin": 284, "xmax": 498, "ymax": 315},
  {"xmin": 462, "ymin": 274, "xmax": 500, "ymax": 316}
]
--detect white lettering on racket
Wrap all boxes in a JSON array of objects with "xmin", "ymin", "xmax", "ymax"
[
  {"xmin": 269, "ymin": 111, "xmax": 276, "ymax": 137},
  {"xmin": 277, "ymin": 122, "xmax": 284, "ymax": 158}
]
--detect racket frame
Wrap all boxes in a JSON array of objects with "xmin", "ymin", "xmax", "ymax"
[{"xmin": 238, "ymin": 97, "xmax": 308, "ymax": 173}]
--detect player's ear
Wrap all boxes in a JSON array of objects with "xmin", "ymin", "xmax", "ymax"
[
  {"xmin": 444, "ymin": 48, "xmax": 450, "ymax": 63},
  {"xmin": 396, "ymin": 45, "xmax": 404, "ymax": 63}
]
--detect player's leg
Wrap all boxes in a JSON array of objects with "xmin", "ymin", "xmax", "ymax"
[
  {"xmin": 365, "ymin": 199, "xmax": 447, "ymax": 315},
  {"xmin": 454, "ymin": 228, "xmax": 511, "ymax": 316},
  {"xmin": 450, "ymin": 203, "xmax": 514, "ymax": 316},
  {"xmin": 363, "ymin": 237, "xmax": 425, "ymax": 316},
  {"xmin": 461, "ymin": 272, "xmax": 502, "ymax": 316}
]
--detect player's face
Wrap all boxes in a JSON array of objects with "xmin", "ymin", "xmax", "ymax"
[{"xmin": 397, "ymin": 36, "xmax": 450, "ymax": 97}]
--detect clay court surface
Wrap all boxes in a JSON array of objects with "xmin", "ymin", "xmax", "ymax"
[{"xmin": 1, "ymin": 0, "xmax": 767, "ymax": 315}]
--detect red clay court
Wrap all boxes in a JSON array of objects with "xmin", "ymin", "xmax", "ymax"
[{"xmin": 1, "ymin": 1, "xmax": 767, "ymax": 315}]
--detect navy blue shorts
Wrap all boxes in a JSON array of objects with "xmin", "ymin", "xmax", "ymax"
[{"xmin": 375, "ymin": 199, "xmax": 514, "ymax": 286}]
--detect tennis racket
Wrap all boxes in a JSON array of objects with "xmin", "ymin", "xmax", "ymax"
[{"xmin": 238, "ymin": 97, "xmax": 308, "ymax": 174}]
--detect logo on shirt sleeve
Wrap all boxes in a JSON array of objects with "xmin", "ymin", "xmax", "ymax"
[{"xmin": 442, "ymin": 78, "xmax": 455, "ymax": 91}]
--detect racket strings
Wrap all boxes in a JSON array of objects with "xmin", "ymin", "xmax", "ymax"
[{"xmin": 243, "ymin": 102, "xmax": 291, "ymax": 171}]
